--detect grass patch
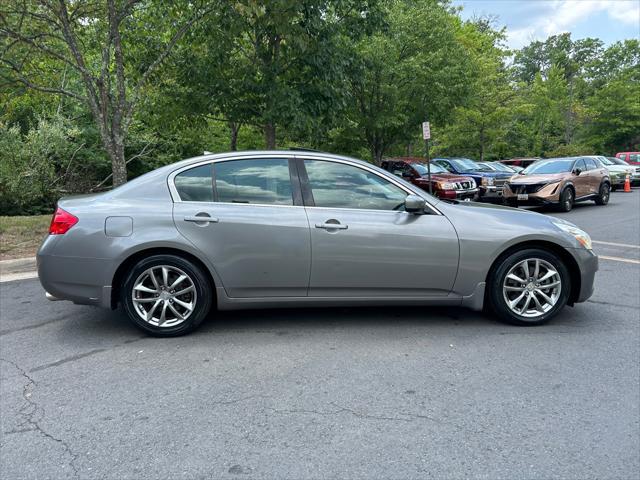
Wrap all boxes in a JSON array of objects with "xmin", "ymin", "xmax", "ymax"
[{"xmin": 0, "ymin": 215, "xmax": 52, "ymax": 260}]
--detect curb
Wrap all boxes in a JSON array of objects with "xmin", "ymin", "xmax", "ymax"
[{"xmin": 0, "ymin": 257, "xmax": 38, "ymax": 283}]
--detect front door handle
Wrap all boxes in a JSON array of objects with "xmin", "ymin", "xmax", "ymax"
[
  {"xmin": 184, "ymin": 214, "xmax": 219, "ymax": 224},
  {"xmin": 315, "ymin": 222, "xmax": 348, "ymax": 230}
]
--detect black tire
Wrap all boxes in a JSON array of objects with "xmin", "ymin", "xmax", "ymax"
[
  {"xmin": 121, "ymin": 254, "xmax": 213, "ymax": 336},
  {"xmin": 487, "ymin": 248, "xmax": 571, "ymax": 326},
  {"xmin": 558, "ymin": 187, "xmax": 574, "ymax": 212},
  {"xmin": 594, "ymin": 182, "xmax": 610, "ymax": 205}
]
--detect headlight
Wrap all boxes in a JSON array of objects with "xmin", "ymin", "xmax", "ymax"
[
  {"xmin": 553, "ymin": 221, "xmax": 592, "ymax": 250},
  {"xmin": 438, "ymin": 182, "xmax": 455, "ymax": 190},
  {"xmin": 481, "ymin": 177, "xmax": 494, "ymax": 186}
]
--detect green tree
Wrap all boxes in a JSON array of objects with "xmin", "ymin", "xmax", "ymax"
[
  {"xmin": 335, "ymin": 0, "xmax": 471, "ymax": 164},
  {"xmin": 1, "ymin": 0, "xmax": 215, "ymax": 186}
]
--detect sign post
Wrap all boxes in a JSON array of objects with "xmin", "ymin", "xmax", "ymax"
[{"xmin": 422, "ymin": 121, "xmax": 432, "ymax": 194}]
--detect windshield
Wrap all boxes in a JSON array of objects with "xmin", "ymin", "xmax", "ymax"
[
  {"xmin": 413, "ymin": 163, "xmax": 447, "ymax": 175},
  {"xmin": 607, "ymin": 157, "xmax": 628, "ymax": 166},
  {"xmin": 524, "ymin": 159, "xmax": 574, "ymax": 174},
  {"xmin": 598, "ymin": 157, "xmax": 614, "ymax": 166},
  {"xmin": 489, "ymin": 162, "xmax": 514, "ymax": 172},
  {"xmin": 449, "ymin": 158, "xmax": 487, "ymax": 172}
]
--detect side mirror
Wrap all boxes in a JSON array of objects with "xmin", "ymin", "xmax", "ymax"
[
  {"xmin": 574, "ymin": 168, "xmax": 582, "ymax": 176},
  {"xmin": 401, "ymin": 172, "xmax": 414, "ymax": 179},
  {"xmin": 404, "ymin": 194, "xmax": 426, "ymax": 213}
]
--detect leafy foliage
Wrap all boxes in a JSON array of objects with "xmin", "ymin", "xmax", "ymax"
[{"xmin": 0, "ymin": 2, "xmax": 637, "ymax": 214}]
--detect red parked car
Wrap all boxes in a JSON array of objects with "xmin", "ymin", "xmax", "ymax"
[
  {"xmin": 382, "ymin": 157, "xmax": 478, "ymax": 200},
  {"xmin": 500, "ymin": 157, "xmax": 541, "ymax": 169},
  {"xmin": 616, "ymin": 152, "xmax": 640, "ymax": 165}
]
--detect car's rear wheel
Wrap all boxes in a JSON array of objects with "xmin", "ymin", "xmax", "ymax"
[
  {"xmin": 487, "ymin": 248, "xmax": 571, "ymax": 326},
  {"xmin": 558, "ymin": 188, "xmax": 574, "ymax": 212},
  {"xmin": 594, "ymin": 182, "xmax": 610, "ymax": 205},
  {"xmin": 121, "ymin": 254, "xmax": 212, "ymax": 336}
]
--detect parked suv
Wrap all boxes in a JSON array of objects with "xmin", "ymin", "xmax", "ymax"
[
  {"xmin": 381, "ymin": 158, "xmax": 478, "ymax": 200},
  {"xmin": 504, "ymin": 157, "xmax": 610, "ymax": 212},
  {"xmin": 433, "ymin": 158, "xmax": 512, "ymax": 202}
]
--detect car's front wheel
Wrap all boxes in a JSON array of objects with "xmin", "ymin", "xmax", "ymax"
[
  {"xmin": 121, "ymin": 254, "xmax": 213, "ymax": 336},
  {"xmin": 594, "ymin": 182, "xmax": 610, "ymax": 205},
  {"xmin": 558, "ymin": 188, "xmax": 574, "ymax": 212},
  {"xmin": 487, "ymin": 248, "xmax": 571, "ymax": 326}
]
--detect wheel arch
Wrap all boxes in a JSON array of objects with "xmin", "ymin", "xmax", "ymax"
[
  {"xmin": 110, "ymin": 247, "xmax": 217, "ymax": 309},
  {"xmin": 485, "ymin": 240, "xmax": 581, "ymax": 307}
]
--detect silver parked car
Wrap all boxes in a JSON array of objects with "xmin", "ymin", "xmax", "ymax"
[{"xmin": 38, "ymin": 151, "xmax": 598, "ymax": 336}]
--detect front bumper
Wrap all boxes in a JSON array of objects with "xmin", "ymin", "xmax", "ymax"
[
  {"xmin": 438, "ymin": 188, "xmax": 479, "ymax": 200},
  {"xmin": 478, "ymin": 185, "xmax": 504, "ymax": 201},
  {"xmin": 569, "ymin": 248, "xmax": 598, "ymax": 304}
]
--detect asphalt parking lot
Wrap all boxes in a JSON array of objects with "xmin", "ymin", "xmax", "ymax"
[{"xmin": 1, "ymin": 191, "xmax": 639, "ymax": 479}]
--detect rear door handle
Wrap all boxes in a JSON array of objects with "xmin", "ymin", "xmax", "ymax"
[
  {"xmin": 184, "ymin": 214, "xmax": 219, "ymax": 224},
  {"xmin": 315, "ymin": 222, "xmax": 348, "ymax": 230}
]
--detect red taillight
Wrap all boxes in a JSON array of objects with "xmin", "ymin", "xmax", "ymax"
[{"xmin": 49, "ymin": 207, "xmax": 78, "ymax": 235}]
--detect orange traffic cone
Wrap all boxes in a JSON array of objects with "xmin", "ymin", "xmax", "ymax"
[{"xmin": 624, "ymin": 174, "xmax": 632, "ymax": 192}]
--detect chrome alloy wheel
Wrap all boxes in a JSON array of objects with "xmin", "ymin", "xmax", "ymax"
[
  {"xmin": 502, "ymin": 258, "xmax": 561, "ymax": 318},
  {"xmin": 131, "ymin": 265, "xmax": 197, "ymax": 327}
]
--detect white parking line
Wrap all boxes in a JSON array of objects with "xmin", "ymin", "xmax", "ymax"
[
  {"xmin": 593, "ymin": 240, "xmax": 640, "ymax": 249},
  {"xmin": 599, "ymin": 255, "xmax": 640, "ymax": 265}
]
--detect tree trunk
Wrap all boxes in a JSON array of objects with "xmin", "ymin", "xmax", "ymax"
[
  {"xmin": 479, "ymin": 126, "xmax": 485, "ymax": 162},
  {"xmin": 229, "ymin": 122, "xmax": 240, "ymax": 151},
  {"xmin": 406, "ymin": 143, "xmax": 413, "ymax": 156},
  {"xmin": 110, "ymin": 138, "xmax": 128, "ymax": 186},
  {"xmin": 265, "ymin": 122, "xmax": 276, "ymax": 149}
]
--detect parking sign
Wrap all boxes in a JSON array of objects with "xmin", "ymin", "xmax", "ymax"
[{"xmin": 422, "ymin": 121, "xmax": 431, "ymax": 140}]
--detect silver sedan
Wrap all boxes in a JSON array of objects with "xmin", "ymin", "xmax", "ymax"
[{"xmin": 38, "ymin": 151, "xmax": 598, "ymax": 336}]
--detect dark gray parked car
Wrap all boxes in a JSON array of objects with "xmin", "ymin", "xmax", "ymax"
[{"xmin": 38, "ymin": 151, "xmax": 598, "ymax": 336}]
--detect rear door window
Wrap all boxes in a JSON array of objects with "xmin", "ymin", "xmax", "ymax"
[
  {"xmin": 174, "ymin": 164, "xmax": 214, "ymax": 202},
  {"xmin": 214, "ymin": 159, "xmax": 294, "ymax": 205},
  {"xmin": 630, "ymin": 154, "xmax": 639, "ymax": 162}
]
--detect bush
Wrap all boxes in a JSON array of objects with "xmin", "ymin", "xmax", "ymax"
[{"xmin": 0, "ymin": 115, "xmax": 90, "ymax": 215}]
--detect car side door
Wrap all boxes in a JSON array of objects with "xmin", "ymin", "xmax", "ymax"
[
  {"xmin": 171, "ymin": 157, "xmax": 311, "ymax": 298},
  {"xmin": 572, "ymin": 158, "xmax": 590, "ymax": 198},
  {"xmin": 299, "ymin": 158, "xmax": 459, "ymax": 298}
]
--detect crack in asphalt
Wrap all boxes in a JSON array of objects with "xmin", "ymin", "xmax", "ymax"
[
  {"xmin": 1, "ymin": 358, "xmax": 79, "ymax": 479},
  {"xmin": 269, "ymin": 401, "xmax": 440, "ymax": 423},
  {"xmin": 586, "ymin": 299, "xmax": 640, "ymax": 310},
  {"xmin": 28, "ymin": 337, "xmax": 146, "ymax": 373},
  {"xmin": 0, "ymin": 314, "xmax": 70, "ymax": 336}
]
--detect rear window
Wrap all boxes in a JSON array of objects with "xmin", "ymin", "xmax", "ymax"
[{"xmin": 174, "ymin": 164, "xmax": 214, "ymax": 202}]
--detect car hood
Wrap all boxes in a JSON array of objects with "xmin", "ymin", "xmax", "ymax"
[
  {"xmin": 605, "ymin": 165, "xmax": 632, "ymax": 173},
  {"xmin": 463, "ymin": 170, "xmax": 511, "ymax": 179},
  {"xmin": 508, "ymin": 173, "xmax": 567, "ymax": 184},
  {"xmin": 417, "ymin": 173, "xmax": 472, "ymax": 182}
]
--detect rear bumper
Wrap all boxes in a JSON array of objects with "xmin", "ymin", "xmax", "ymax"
[{"xmin": 37, "ymin": 252, "xmax": 113, "ymax": 308}]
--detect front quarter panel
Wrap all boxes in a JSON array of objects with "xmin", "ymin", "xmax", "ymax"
[{"xmin": 438, "ymin": 202, "xmax": 580, "ymax": 296}]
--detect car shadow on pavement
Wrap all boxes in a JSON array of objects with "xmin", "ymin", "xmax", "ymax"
[{"xmin": 55, "ymin": 302, "xmax": 588, "ymax": 343}]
